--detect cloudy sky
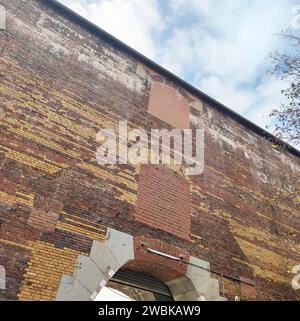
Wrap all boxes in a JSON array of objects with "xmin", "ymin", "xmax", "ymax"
[{"xmin": 59, "ymin": 0, "xmax": 298, "ymax": 136}]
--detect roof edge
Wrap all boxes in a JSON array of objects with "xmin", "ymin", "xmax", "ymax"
[{"xmin": 41, "ymin": 0, "xmax": 300, "ymax": 158}]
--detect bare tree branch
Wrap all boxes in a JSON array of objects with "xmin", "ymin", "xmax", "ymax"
[{"xmin": 269, "ymin": 31, "xmax": 300, "ymax": 145}]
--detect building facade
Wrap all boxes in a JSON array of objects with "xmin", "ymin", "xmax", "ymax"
[{"xmin": 0, "ymin": 0, "xmax": 299, "ymax": 301}]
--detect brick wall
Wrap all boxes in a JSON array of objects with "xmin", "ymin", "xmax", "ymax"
[{"xmin": 0, "ymin": 0, "xmax": 299, "ymax": 301}]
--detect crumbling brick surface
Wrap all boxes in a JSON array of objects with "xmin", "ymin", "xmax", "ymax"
[{"xmin": 0, "ymin": 0, "xmax": 299, "ymax": 301}]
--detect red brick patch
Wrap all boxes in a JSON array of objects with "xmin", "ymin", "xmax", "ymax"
[
  {"xmin": 135, "ymin": 165, "xmax": 191, "ymax": 240},
  {"xmin": 27, "ymin": 208, "xmax": 58, "ymax": 233},
  {"xmin": 240, "ymin": 277, "xmax": 257, "ymax": 300},
  {"xmin": 148, "ymin": 81, "xmax": 190, "ymax": 129}
]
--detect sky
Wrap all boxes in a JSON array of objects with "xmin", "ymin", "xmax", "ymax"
[{"xmin": 58, "ymin": 0, "xmax": 299, "ymax": 140}]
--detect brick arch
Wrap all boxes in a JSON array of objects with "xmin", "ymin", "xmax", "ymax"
[
  {"xmin": 119, "ymin": 260, "xmax": 199, "ymax": 301},
  {"xmin": 56, "ymin": 228, "xmax": 223, "ymax": 301}
]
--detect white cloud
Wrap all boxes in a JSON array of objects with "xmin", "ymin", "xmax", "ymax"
[
  {"xmin": 59, "ymin": 0, "xmax": 164, "ymax": 59},
  {"xmin": 161, "ymin": 0, "xmax": 294, "ymax": 82},
  {"xmin": 169, "ymin": 0, "xmax": 213, "ymax": 16},
  {"xmin": 246, "ymin": 78, "xmax": 289, "ymax": 130},
  {"xmin": 199, "ymin": 75, "xmax": 256, "ymax": 114}
]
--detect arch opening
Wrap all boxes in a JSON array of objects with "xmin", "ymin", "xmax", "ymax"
[
  {"xmin": 56, "ymin": 228, "xmax": 223, "ymax": 301},
  {"xmin": 107, "ymin": 269, "xmax": 174, "ymax": 301}
]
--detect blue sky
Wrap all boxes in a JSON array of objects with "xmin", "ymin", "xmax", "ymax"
[{"xmin": 59, "ymin": 0, "xmax": 299, "ymax": 136}]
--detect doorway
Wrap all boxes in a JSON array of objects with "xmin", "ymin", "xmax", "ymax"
[{"xmin": 103, "ymin": 269, "xmax": 174, "ymax": 301}]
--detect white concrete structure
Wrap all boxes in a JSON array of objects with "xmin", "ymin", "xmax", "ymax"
[
  {"xmin": 0, "ymin": 265, "xmax": 6, "ymax": 290},
  {"xmin": 0, "ymin": 5, "xmax": 6, "ymax": 30},
  {"xmin": 56, "ymin": 228, "xmax": 224, "ymax": 301}
]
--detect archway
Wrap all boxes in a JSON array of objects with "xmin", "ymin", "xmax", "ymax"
[
  {"xmin": 101, "ymin": 269, "xmax": 173, "ymax": 301},
  {"xmin": 56, "ymin": 228, "xmax": 223, "ymax": 301}
]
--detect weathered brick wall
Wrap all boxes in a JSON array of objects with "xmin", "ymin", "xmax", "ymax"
[{"xmin": 0, "ymin": 0, "xmax": 299, "ymax": 301}]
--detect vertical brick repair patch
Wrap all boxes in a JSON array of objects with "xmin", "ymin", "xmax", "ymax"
[
  {"xmin": 148, "ymin": 81, "xmax": 190, "ymax": 129},
  {"xmin": 135, "ymin": 165, "xmax": 191, "ymax": 240}
]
